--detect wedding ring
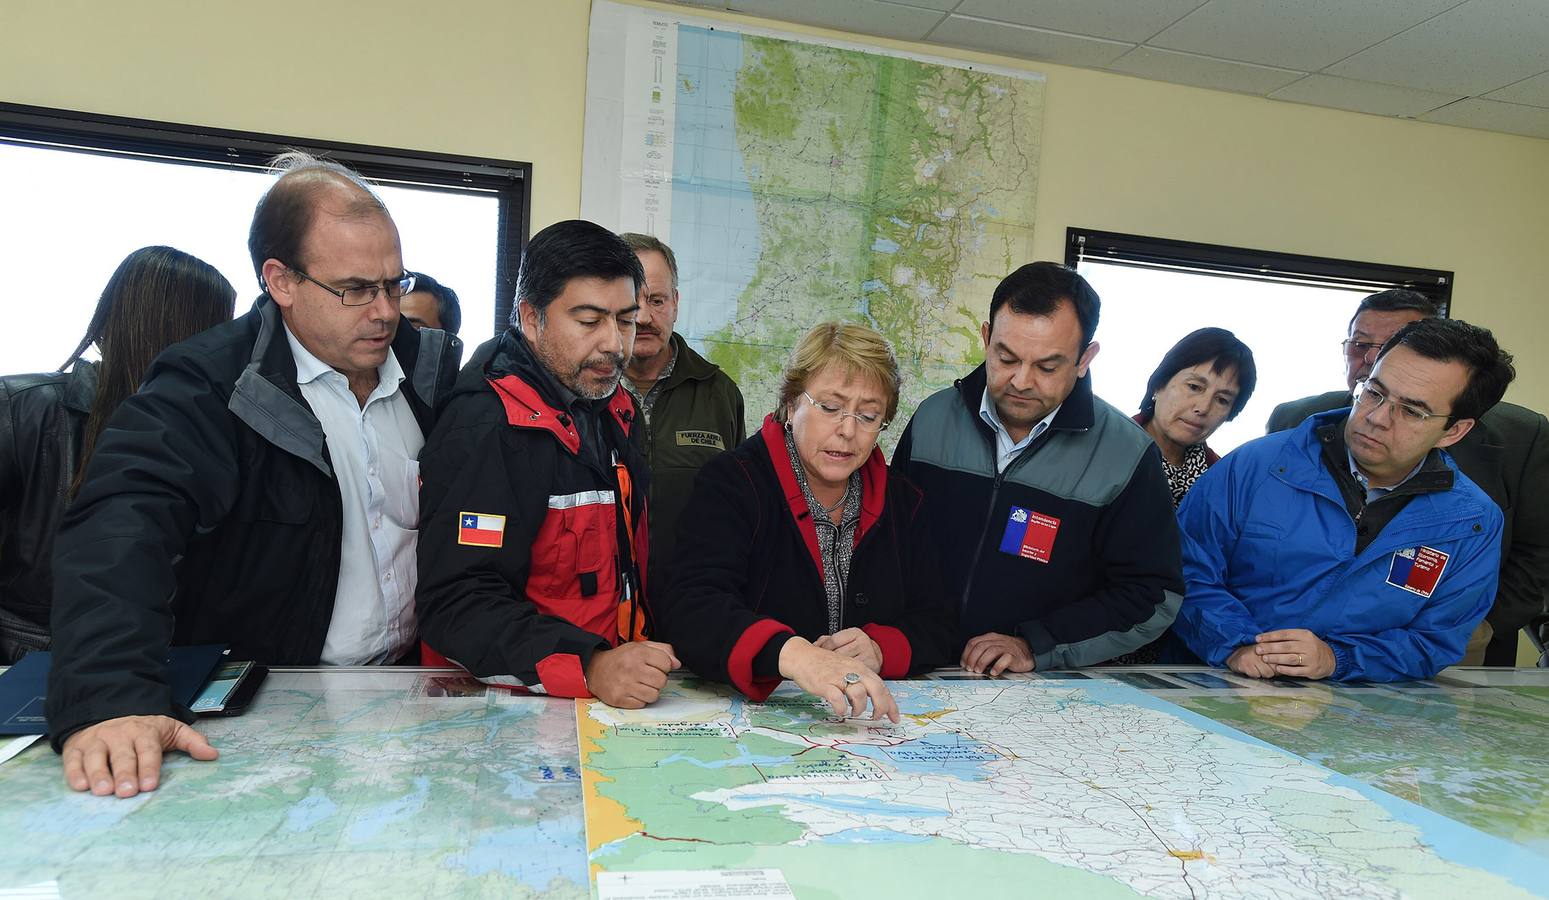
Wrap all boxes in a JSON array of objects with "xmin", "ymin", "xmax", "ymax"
[
  {"xmin": 1297, "ymin": 654, "xmax": 1304, "ymax": 666},
  {"xmin": 843, "ymin": 672, "xmax": 862, "ymax": 685}
]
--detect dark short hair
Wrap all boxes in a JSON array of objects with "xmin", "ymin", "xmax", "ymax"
[
  {"xmin": 1377, "ymin": 318, "xmax": 1515, "ymax": 425},
  {"xmin": 988, "ymin": 262, "xmax": 1100, "ymax": 347},
  {"xmin": 618, "ymin": 232, "xmax": 679, "ymax": 289},
  {"xmin": 409, "ymin": 272, "xmax": 462, "ymax": 336},
  {"xmin": 1139, "ymin": 327, "xmax": 1258, "ymax": 421},
  {"xmin": 1347, "ymin": 288, "xmax": 1441, "ymax": 334},
  {"xmin": 248, "ymin": 152, "xmax": 388, "ymax": 289},
  {"xmin": 514, "ymin": 220, "xmax": 645, "ymax": 323}
]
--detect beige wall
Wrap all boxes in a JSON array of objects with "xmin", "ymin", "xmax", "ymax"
[{"xmin": 5, "ymin": 0, "xmax": 1548, "ymax": 406}]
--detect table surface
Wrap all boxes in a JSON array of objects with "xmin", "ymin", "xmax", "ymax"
[{"xmin": 3, "ymin": 666, "xmax": 1545, "ymax": 898}]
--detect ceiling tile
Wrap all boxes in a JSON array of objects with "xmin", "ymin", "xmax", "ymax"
[
  {"xmin": 1149, "ymin": 0, "xmax": 1459, "ymax": 71},
  {"xmin": 1105, "ymin": 46, "xmax": 1304, "ymax": 95},
  {"xmin": 878, "ymin": 0, "xmax": 961, "ymax": 11},
  {"xmin": 1325, "ymin": 0, "xmax": 1549, "ymax": 96},
  {"xmin": 1419, "ymin": 98, "xmax": 1549, "ymax": 139},
  {"xmin": 723, "ymin": 0, "xmax": 948, "ymax": 42},
  {"xmin": 952, "ymin": 0, "xmax": 1204, "ymax": 43},
  {"xmin": 1484, "ymin": 70, "xmax": 1549, "ymax": 108},
  {"xmin": 929, "ymin": 14, "xmax": 1135, "ymax": 67},
  {"xmin": 1269, "ymin": 74, "xmax": 1463, "ymax": 117}
]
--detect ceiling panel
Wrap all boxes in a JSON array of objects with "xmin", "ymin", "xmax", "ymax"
[
  {"xmin": 1484, "ymin": 71, "xmax": 1549, "ymax": 108},
  {"xmin": 1149, "ymin": 0, "xmax": 1461, "ymax": 71},
  {"xmin": 721, "ymin": 0, "xmax": 948, "ymax": 42},
  {"xmin": 1106, "ymin": 46, "xmax": 1304, "ymax": 95},
  {"xmin": 1419, "ymin": 97, "xmax": 1549, "ymax": 138},
  {"xmin": 952, "ymin": 0, "xmax": 1204, "ymax": 43},
  {"xmin": 877, "ymin": 0, "xmax": 961, "ymax": 11},
  {"xmin": 1269, "ymin": 74, "xmax": 1463, "ymax": 118},
  {"xmin": 930, "ymin": 14, "xmax": 1135, "ymax": 68},
  {"xmin": 1325, "ymin": 0, "xmax": 1549, "ymax": 96}
]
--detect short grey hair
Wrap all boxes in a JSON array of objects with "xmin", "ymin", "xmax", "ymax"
[{"xmin": 618, "ymin": 232, "xmax": 679, "ymax": 289}]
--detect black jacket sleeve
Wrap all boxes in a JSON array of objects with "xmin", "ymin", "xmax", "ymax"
[
  {"xmin": 45, "ymin": 359, "xmax": 241, "ymax": 749},
  {"xmin": 1488, "ymin": 410, "xmax": 1549, "ymax": 636},
  {"xmin": 656, "ymin": 452, "xmax": 791, "ymax": 698},
  {"xmin": 415, "ymin": 398, "xmax": 610, "ymax": 692}
]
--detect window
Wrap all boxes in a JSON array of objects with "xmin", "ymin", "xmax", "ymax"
[
  {"xmin": 0, "ymin": 103, "xmax": 531, "ymax": 374},
  {"xmin": 1066, "ymin": 228, "xmax": 1453, "ymax": 454}
]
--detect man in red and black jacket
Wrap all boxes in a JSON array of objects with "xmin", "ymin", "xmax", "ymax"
[{"xmin": 416, "ymin": 220, "xmax": 678, "ymax": 708}]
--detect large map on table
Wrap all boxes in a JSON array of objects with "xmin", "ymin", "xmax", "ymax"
[
  {"xmin": 1169, "ymin": 680, "xmax": 1549, "ymax": 854},
  {"xmin": 2, "ymin": 672, "xmax": 588, "ymax": 898},
  {"xmin": 582, "ymin": 1, "xmax": 1043, "ymax": 447},
  {"xmin": 579, "ymin": 680, "xmax": 1546, "ymax": 899}
]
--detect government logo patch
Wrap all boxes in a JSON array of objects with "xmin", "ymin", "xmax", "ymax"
[
  {"xmin": 998, "ymin": 506, "xmax": 1060, "ymax": 563},
  {"xmin": 1386, "ymin": 545, "xmax": 1449, "ymax": 598},
  {"xmin": 458, "ymin": 512, "xmax": 506, "ymax": 548}
]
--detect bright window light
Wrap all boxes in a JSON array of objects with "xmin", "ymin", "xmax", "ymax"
[
  {"xmin": 0, "ymin": 142, "xmax": 498, "ymax": 376},
  {"xmin": 1075, "ymin": 260, "xmax": 1367, "ymax": 454}
]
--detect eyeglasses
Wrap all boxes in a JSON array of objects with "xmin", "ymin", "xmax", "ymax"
[
  {"xmin": 801, "ymin": 392, "xmax": 888, "ymax": 432},
  {"xmin": 289, "ymin": 267, "xmax": 417, "ymax": 307},
  {"xmin": 1353, "ymin": 380, "xmax": 1450, "ymax": 426},
  {"xmin": 1342, "ymin": 338, "xmax": 1384, "ymax": 358}
]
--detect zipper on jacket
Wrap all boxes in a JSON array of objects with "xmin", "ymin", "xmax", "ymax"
[{"xmin": 957, "ymin": 424, "xmax": 1062, "ymax": 614}]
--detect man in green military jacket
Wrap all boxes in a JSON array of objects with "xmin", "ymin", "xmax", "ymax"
[{"xmin": 619, "ymin": 233, "xmax": 746, "ymax": 584}]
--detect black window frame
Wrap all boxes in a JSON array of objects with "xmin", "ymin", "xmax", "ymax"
[
  {"xmin": 1064, "ymin": 227, "xmax": 1453, "ymax": 316},
  {"xmin": 0, "ymin": 101, "xmax": 531, "ymax": 331}
]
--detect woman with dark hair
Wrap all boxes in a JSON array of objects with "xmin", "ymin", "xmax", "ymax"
[
  {"xmin": 1135, "ymin": 327, "xmax": 1257, "ymax": 508},
  {"xmin": 0, "ymin": 246, "xmax": 235, "ymax": 661},
  {"xmin": 657, "ymin": 322, "xmax": 958, "ymax": 721}
]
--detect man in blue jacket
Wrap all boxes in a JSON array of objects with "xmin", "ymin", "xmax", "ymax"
[{"xmin": 1174, "ymin": 317, "xmax": 1514, "ymax": 682}]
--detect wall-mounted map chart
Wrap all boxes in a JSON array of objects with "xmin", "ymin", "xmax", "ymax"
[{"xmin": 582, "ymin": 0, "xmax": 1044, "ymax": 443}]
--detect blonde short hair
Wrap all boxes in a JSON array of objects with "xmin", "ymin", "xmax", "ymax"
[{"xmin": 775, "ymin": 322, "xmax": 901, "ymax": 425}]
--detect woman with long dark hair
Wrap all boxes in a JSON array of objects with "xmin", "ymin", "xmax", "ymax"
[{"xmin": 0, "ymin": 246, "xmax": 235, "ymax": 661}]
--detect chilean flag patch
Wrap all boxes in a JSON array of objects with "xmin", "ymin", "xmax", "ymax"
[
  {"xmin": 458, "ymin": 512, "xmax": 506, "ymax": 548},
  {"xmin": 1386, "ymin": 546, "xmax": 1450, "ymax": 598}
]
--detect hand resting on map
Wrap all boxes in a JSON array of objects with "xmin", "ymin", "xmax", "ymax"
[
  {"xmin": 61, "ymin": 714, "xmax": 219, "ymax": 798},
  {"xmin": 778, "ymin": 637, "xmax": 899, "ymax": 723}
]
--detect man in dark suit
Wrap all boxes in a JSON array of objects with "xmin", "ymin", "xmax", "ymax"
[{"xmin": 1267, "ymin": 290, "xmax": 1548, "ymax": 665}]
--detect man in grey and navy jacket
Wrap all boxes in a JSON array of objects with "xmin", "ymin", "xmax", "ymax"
[{"xmin": 893, "ymin": 262, "xmax": 1183, "ymax": 676}]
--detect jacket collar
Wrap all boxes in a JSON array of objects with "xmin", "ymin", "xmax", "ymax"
[
  {"xmin": 62, "ymin": 360, "xmax": 99, "ymax": 414},
  {"xmin": 484, "ymin": 328, "xmax": 636, "ymax": 456},
  {"xmin": 660, "ymin": 333, "xmax": 720, "ymax": 389},
  {"xmin": 955, "ymin": 362, "xmax": 1096, "ymax": 436},
  {"xmin": 227, "ymin": 295, "xmax": 455, "ymax": 478},
  {"xmin": 1312, "ymin": 412, "xmax": 1453, "ymax": 498},
  {"xmin": 757, "ymin": 414, "xmax": 887, "ymax": 576}
]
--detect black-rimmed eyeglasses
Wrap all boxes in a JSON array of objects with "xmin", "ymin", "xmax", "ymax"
[{"xmin": 290, "ymin": 267, "xmax": 417, "ymax": 307}]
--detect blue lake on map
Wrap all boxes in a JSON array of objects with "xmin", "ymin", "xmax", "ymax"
[
  {"xmin": 846, "ymin": 734, "xmax": 999, "ymax": 781},
  {"xmin": 737, "ymin": 793, "xmax": 947, "ymax": 818},
  {"xmin": 446, "ymin": 818, "xmax": 587, "ymax": 887},
  {"xmin": 346, "ymin": 776, "xmax": 429, "ymax": 842},
  {"xmin": 821, "ymin": 826, "xmax": 933, "ymax": 844},
  {"xmin": 659, "ymin": 744, "xmax": 795, "ymax": 769},
  {"xmin": 283, "ymin": 787, "xmax": 338, "ymax": 832}
]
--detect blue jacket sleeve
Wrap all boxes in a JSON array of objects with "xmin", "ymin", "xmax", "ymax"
[
  {"xmin": 1324, "ymin": 508, "xmax": 1503, "ymax": 682},
  {"xmin": 1173, "ymin": 456, "xmax": 1264, "ymax": 667}
]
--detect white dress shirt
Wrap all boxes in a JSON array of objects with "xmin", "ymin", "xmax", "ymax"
[
  {"xmin": 979, "ymin": 389, "xmax": 1061, "ymax": 473},
  {"xmin": 285, "ymin": 326, "xmax": 423, "ymax": 665}
]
